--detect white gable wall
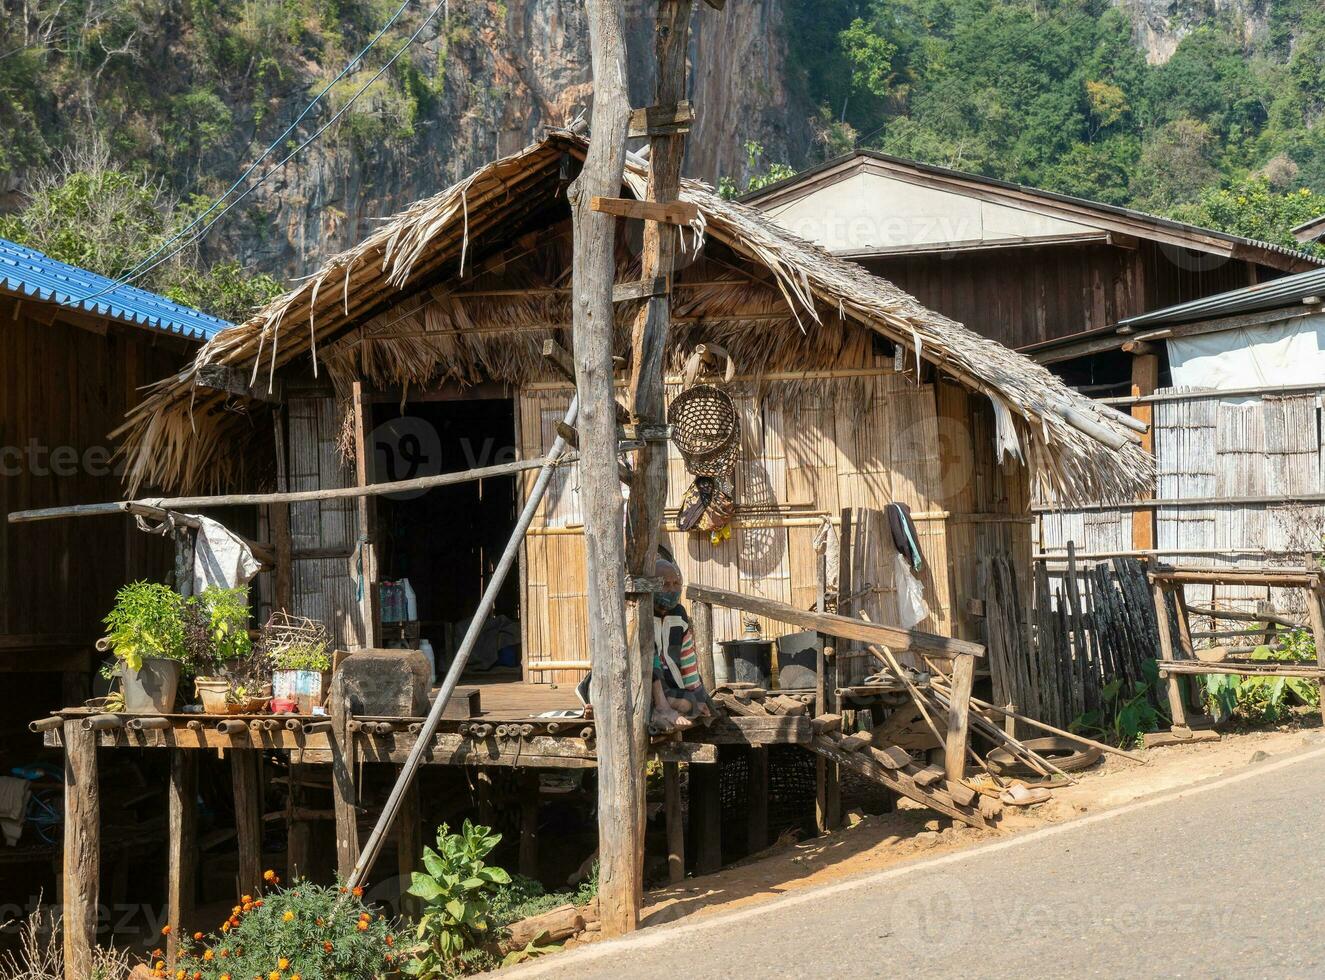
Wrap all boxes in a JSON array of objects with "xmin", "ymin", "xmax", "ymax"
[{"xmin": 762, "ymin": 169, "xmax": 1099, "ymax": 254}]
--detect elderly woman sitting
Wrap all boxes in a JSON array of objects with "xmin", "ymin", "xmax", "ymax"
[{"xmin": 651, "ymin": 557, "xmax": 713, "ymax": 731}]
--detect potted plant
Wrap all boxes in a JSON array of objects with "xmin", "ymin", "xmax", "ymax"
[
  {"xmin": 263, "ymin": 612, "xmax": 333, "ymax": 713},
  {"xmin": 186, "ymin": 586, "xmax": 268, "ymax": 713},
  {"xmin": 102, "ymin": 581, "xmax": 188, "ymax": 713}
]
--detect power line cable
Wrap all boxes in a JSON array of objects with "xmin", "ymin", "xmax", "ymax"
[{"xmin": 78, "ymin": 0, "xmax": 420, "ymax": 302}]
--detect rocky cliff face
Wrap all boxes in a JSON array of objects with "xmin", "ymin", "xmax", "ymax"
[
  {"xmin": 226, "ymin": 0, "xmax": 814, "ymax": 278},
  {"xmin": 1112, "ymin": 0, "xmax": 1270, "ymax": 63}
]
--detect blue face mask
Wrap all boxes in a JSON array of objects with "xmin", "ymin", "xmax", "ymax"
[{"xmin": 654, "ymin": 590, "xmax": 681, "ymax": 613}]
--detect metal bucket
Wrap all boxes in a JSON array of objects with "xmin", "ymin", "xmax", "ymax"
[
  {"xmin": 720, "ymin": 639, "xmax": 773, "ymax": 687},
  {"xmin": 775, "ymin": 630, "xmax": 821, "ymax": 690},
  {"xmin": 122, "ymin": 657, "xmax": 181, "ymax": 713}
]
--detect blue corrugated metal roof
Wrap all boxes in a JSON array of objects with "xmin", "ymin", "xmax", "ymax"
[{"xmin": 0, "ymin": 237, "xmax": 232, "ymax": 340}]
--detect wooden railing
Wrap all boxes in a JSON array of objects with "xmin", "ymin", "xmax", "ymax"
[{"xmin": 685, "ymin": 582, "xmax": 982, "ymax": 783}]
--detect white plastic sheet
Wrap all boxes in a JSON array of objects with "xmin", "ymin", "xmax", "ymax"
[{"xmin": 1167, "ymin": 314, "xmax": 1325, "ymax": 390}]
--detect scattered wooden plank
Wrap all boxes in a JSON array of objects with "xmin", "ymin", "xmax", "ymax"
[
  {"xmin": 912, "ymin": 763, "xmax": 944, "ymax": 787},
  {"xmin": 873, "ymin": 745, "xmax": 913, "ymax": 770},
  {"xmin": 838, "ymin": 732, "xmax": 873, "ymax": 753},
  {"xmin": 810, "ymin": 714, "xmax": 842, "ymax": 735},
  {"xmin": 1143, "ymin": 728, "xmax": 1221, "ymax": 748},
  {"xmin": 590, "ymin": 196, "xmax": 700, "ymax": 225},
  {"xmin": 944, "ymin": 780, "xmax": 977, "ymax": 807}
]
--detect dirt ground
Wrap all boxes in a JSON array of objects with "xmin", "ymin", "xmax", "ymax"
[{"xmin": 569, "ymin": 720, "xmax": 1325, "ymax": 940}]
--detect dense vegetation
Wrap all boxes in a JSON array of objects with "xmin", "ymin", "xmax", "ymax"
[
  {"xmin": 785, "ymin": 0, "xmax": 1325, "ymax": 251},
  {"xmin": 1, "ymin": 0, "xmax": 1323, "ymax": 308}
]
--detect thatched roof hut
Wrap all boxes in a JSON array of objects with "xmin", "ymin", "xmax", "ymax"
[
  {"xmin": 112, "ymin": 132, "xmax": 1149, "ymax": 681},
  {"xmin": 118, "ymin": 131, "xmax": 1148, "ymax": 503}
]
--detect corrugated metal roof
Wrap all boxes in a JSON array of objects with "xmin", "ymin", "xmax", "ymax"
[
  {"xmin": 1119, "ymin": 267, "xmax": 1325, "ymax": 328},
  {"xmin": 0, "ymin": 237, "xmax": 232, "ymax": 340}
]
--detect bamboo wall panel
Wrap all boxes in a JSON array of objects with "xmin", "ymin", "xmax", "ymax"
[
  {"xmin": 515, "ymin": 366, "xmax": 992, "ymax": 684},
  {"xmin": 1039, "ymin": 387, "xmax": 1325, "ymax": 619},
  {"xmin": 288, "ymin": 397, "xmax": 365, "ymax": 650}
]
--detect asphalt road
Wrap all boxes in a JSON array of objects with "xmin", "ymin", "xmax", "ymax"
[{"xmin": 510, "ymin": 743, "xmax": 1325, "ymax": 979}]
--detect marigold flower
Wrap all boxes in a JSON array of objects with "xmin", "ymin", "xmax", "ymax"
[
  {"xmin": 351, "ymin": 886, "xmax": 364, "ymax": 897},
  {"xmin": 278, "ymin": 958, "xmax": 290, "ymax": 970},
  {"xmin": 203, "ymin": 950, "xmax": 214, "ymax": 961},
  {"xmin": 385, "ymin": 935, "xmax": 394, "ymax": 947},
  {"xmin": 241, "ymin": 895, "xmax": 253, "ymax": 904},
  {"xmin": 282, "ymin": 910, "xmax": 295, "ymax": 922},
  {"xmin": 193, "ymin": 931, "xmax": 203, "ymax": 941},
  {"xmin": 356, "ymin": 920, "xmax": 369, "ymax": 931},
  {"xmin": 161, "ymin": 925, "xmax": 172, "ymax": 936},
  {"xmin": 220, "ymin": 922, "xmax": 230, "ymax": 933},
  {"xmin": 268, "ymin": 972, "xmax": 281, "ymax": 980},
  {"xmin": 154, "ymin": 962, "xmax": 164, "ymax": 970},
  {"xmin": 263, "ymin": 869, "xmax": 277, "ymax": 882},
  {"xmin": 323, "ymin": 941, "xmax": 333, "ymax": 953}
]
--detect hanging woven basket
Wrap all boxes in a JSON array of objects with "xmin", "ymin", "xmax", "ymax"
[{"xmin": 668, "ymin": 383, "xmax": 739, "ymax": 476}]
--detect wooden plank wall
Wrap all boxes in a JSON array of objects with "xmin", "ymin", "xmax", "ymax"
[
  {"xmin": 0, "ymin": 304, "xmax": 188, "ymax": 652},
  {"xmin": 287, "ymin": 397, "xmax": 365, "ymax": 650},
  {"xmin": 516, "ymin": 367, "xmax": 1029, "ymax": 685}
]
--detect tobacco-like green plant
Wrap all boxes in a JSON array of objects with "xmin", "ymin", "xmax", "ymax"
[
  {"xmin": 405, "ymin": 821, "xmax": 511, "ymax": 978},
  {"xmin": 1072, "ymin": 660, "xmax": 1165, "ymax": 748},
  {"xmin": 1202, "ymin": 628, "xmax": 1321, "ymax": 724}
]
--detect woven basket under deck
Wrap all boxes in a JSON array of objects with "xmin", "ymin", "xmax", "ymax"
[{"xmin": 668, "ymin": 383, "xmax": 739, "ymax": 477}]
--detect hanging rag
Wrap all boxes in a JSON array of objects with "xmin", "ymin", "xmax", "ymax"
[
  {"xmin": 812, "ymin": 516, "xmax": 840, "ymax": 595},
  {"xmin": 989, "ymin": 393, "xmax": 1024, "ymax": 464},
  {"xmin": 885, "ymin": 502, "xmax": 924, "ymax": 572},
  {"xmin": 0, "ymin": 776, "xmax": 30, "ymax": 846},
  {"xmin": 188, "ymin": 515, "xmax": 262, "ymax": 593}
]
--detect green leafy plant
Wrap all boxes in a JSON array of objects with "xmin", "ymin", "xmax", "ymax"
[
  {"xmin": 196, "ymin": 585, "xmax": 253, "ymax": 666},
  {"xmin": 405, "ymin": 821, "xmax": 512, "ymax": 978},
  {"xmin": 102, "ymin": 581, "xmax": 186, "ymax": 673},
  {"xmin": 169, "ymin": 872, "xmax": 398, "ymax": 979},
  {"xmin": 1072, "ymin": 660, "xmax": 1165, "ymax": 748},
  {"xmin": 489, "ymin": 864, "xmax": 598, "ymax": 927},
  {"xmin": 1202, "ymin": 629, "xmax": 1321, "ymax": 724}
]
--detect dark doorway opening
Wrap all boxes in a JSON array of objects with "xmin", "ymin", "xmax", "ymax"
[{"xmin": 372, "ymin": 397, "xmax": 520, "ymax": 673}]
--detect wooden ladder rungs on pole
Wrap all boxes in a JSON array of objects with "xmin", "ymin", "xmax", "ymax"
[
  {"xmin": 627, "ymin": 101, "xmax": 695, "ymax": 138},
  {"xmin": 590, "ymin": 196, "xmax": 699, "ymax": 226}
]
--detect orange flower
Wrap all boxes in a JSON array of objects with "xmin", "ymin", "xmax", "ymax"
[
  {"xmin": 154, "ymin": 962, "xmax": 164, "ymax": 971},
  {"xmin": 279, "ymin": 958, "xmax": 290, "ymax": 970},
  {"xmin": 220, "ymin": 975, "xmax": 232, "ymax": 980},
  {"xmin": 220, "ymin": 949, "xmax": 229, "ymax": 958},
  {"xmin": 240, "ymin": 895, "xmax": 253, "ymax": 904},
  {"xmin": 385, "ymin": 934, "xmax": 394, "ymax": 947},
  {"xmin": 193, "ymin": 931, "xmax": 203, "ymax": 941},
  {"xmin": 161, "ymin": 925, "xmax": 172, "ymax": 936},
  {"xmin": 315, "ymin": 918, "xmax": 324, "ymax": 927},
  {"xmin": 220, "ymin": 922, "xmax": 230, "ymax": 934},
  {"xmin": 232, "ymin": 905, "xmax": 242, "ymax": 916},
  {"xmin": 282, "ymin": 910, "xmax": 295, "ymax": 922},
  {"xmin": 151, "ymin": 948, "xmax": 164, "ymax": 958},
  {"xmin": 268, "ymin": 972, "xmax": 281, "ymax": 980},
  {"xmin": 323, "ymin": 941, "xmax": 333, "ymax": 953},
  {"xmin": 263, "ymin": 869, "xmax": 277, "ymax": 882},
  {"xmin": 173, "ymin": 970, "xmax": 184, "ymax": 980},
  {"xmin": 356, "ymin": 920, "xmax": 369, "ymax": 932},
  {"xmin": 203, "ymin": 950, "xmax": 214, "ymax": 961},
  {"xmin": 253, "ymin": 900, "xmax": 264, "ymax": 908}
]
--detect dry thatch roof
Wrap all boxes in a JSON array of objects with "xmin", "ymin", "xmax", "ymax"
[{"xmin": 115, "ymin": 131, "xmax": 1151, "ymax": 504}]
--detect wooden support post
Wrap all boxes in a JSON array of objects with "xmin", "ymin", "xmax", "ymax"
[
  {"xmin": 747, "ymin": 747, "xmax": 769, "ymax": 853},
  {"xmin": 330, "ymin": 673, "xmax": 361, "ymax": 877},
  {"xmin": 663, "ymin": 761, "xmax": 684, "ymax": 884},
  {"xmin": 167, "ymin": 750, "xmax": 197, "ymax": 966},
  {"xmin": 944, "ymin": 653, "xmax": 975, "ymax": 783},
  {"xmin": 1306, "ymin": 583, "xmax": 1325, "ymax": 710},
  {"xmin": 518, "ymin": 770, "xmax": 540, "ymax": 879},
  {"xmin": 231, "ymin": 750, "xmax": 263, "ymax": 898},
  {"xmin": 693, "ymin": 600, "xmax": 716, "ymax": 690},
  {"xmin": 1152, "ymin": 580, "xmax": 1188, "ymax": 729},
  {"xmin": 352, "ymin": 381, "xmax": 378, "ymax": 647},
  {"xmin": 397, "ymin": 777, "xmax": 423, "ymax": 918},
  {"xmin": 62, "ymin": 720, "xmax": 98, "ymax": 980},
  {"xmin": 816, "ymin": 640, "xmax": 841, "ymax": 834},
  {"xmin": 690, "ymin": 755, "xmax": 721, "ymax": 874},
  {"xmin": 271, "ymin": 408, "xmax": 293, "ymax": 613},
  {"xmin": 573, "ymin": 0, "xmax": 640, "ymax": 940},
  {"xmin": 1130, "ymin": 349, "xmax": 1159, "ymax": 552}
]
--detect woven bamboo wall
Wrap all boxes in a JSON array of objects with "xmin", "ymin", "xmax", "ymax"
[
  {"xmin": 1039, "ymin": 387, "xmax": 1325, "ymax": 615},
  {"xmin": 515, "ymin": 364, "xmax": 1025, "ymax": 685},
  {"xmin": 288, "ymin": 397, "xmax": 365, "ymax": 651}
]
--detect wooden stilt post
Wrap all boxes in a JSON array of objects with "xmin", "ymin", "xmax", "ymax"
[
  {"xmin": 693, "ymin": 600, "xmax": 716, "ymax": 690},
  {"xmin": 944, "ymin": 652, "xmax": 975, "ymax": 783},
  {"xmin": 518, "ymin": 770, "xmax": 540, "ymax": 879},
  {"xmin": 1153, "ymin": 580, "xmax": 1188, "ymax": 729},
  {"xmin": 330, "ymin": 673, "xmax": 361, "ymax": 877},
  {"xmin": 475, "ymin": 768, "xmax": 494, "ymax": 826},
  {"xmin": 663, "ymin": 761, "xmax": 685, "ymax": 884},
  {"xmin": 572, "ymin": 0, "xmax": 638, "ymax": 939},
  {"xmin": 352, "ymin": 381, "xmax": 378, "ymax": 647},
  {"xmin": 397, "ymin": 777, "xmax": 423, "ymax": 918},
  {"xmin": 62, "ymin": 719, "xmax": 98, "ymax": 980},
  {"xmin": 166, "ymin": 750, "xmax": 197, "ymax": 966},
  {"xmin": 692, "ymin": 753, "xmax": 722, "ymax": 875},
  {"xmin": 1307, "ymin": 582, "xmax": 1325, "ymax": 710},
  {"xmin": 231, "ymin": 750, "xmax": 263, "ymax": 897},
  {"xmin": 747, "ymin": 747, "xmax": 769, "ymax": 853}
]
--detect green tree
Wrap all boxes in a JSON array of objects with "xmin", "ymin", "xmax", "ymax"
[{"xmin": 1170, "ymin": 176, "xmax": 1325, "ymax": 258}]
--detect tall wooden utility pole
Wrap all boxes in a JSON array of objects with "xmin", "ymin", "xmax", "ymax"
[
  {"xmin": 575, "ymin": 0, "xmax": 714, "ymax": 936},
  {"xmin": 570, "ymin": 0, "xmax": 637, "ymax": 939},
  {"xmin": 622, "ymin": 0, "xmax": 696, "ymax": 906}
]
